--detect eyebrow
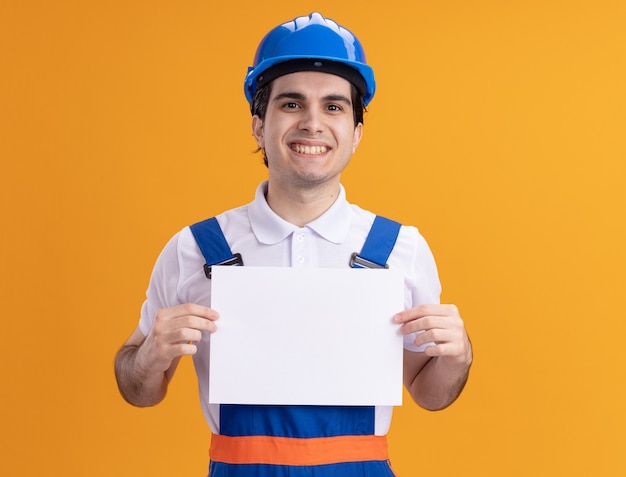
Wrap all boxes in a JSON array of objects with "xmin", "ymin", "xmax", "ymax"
[{"xmin": 272, "ymin": 91, "xmax": 352, "ymax": 106}]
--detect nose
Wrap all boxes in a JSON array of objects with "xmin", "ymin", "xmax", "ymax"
[{"xmin": 298, "ymin": 107, "xmax": 324, "ymax": 134}]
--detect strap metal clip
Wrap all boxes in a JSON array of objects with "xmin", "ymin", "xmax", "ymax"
[
  {"xmin": 203, "ymin": 253, "xmax": 244, "ymax": 279},
  {"xmin": 349, "ymin": 252, "xmax": 389, "ymax": 269}
]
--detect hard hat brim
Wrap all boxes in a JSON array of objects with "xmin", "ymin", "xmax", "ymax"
[{"xmin": 245, "ymin": 55, "xmax": 375, "ymax": 106}]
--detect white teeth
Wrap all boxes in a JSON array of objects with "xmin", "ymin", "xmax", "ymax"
[{"xmin": 292, "ymin": 144, "xmax": 328, "ymax": 155}]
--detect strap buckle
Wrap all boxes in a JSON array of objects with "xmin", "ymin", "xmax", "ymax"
[
  {"xmin": 349, "ymin": 252, "xmax": 389, "ymax": 269},
  {"xmin": 204, "ymin": 253, "xmax": 244, "ymax": 279}
]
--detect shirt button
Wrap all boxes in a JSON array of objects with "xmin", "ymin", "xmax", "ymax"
[
  {"xmin": 297, "ymin": 256, "xmax": 305, "ymax": 264},
  {"xmin": 296, "ymin": 234, "xmax": 304, "ymax": 242}
]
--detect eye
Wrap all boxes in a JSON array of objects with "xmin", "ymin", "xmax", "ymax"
[
  {"xmin": 282, "ymin": 102, "xmax": 300, "ymax": 110},
  {"xmin": 326, "ymin": 102, "xmax": 349, "ymax": 114}
]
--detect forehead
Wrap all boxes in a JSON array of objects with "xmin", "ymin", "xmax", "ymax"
[{"xmin": 269, "ymin": 71, "xmax": 353, "ymax": 98}]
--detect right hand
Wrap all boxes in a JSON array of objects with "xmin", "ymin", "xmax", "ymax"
[{"xmin": 137, "ymin": 303, "xmax": 219, "ymax": 375}]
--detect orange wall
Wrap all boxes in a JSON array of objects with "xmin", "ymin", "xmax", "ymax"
[{"xmin": 2, "ymin": 1, "xmax": 625, "ymax": 476}]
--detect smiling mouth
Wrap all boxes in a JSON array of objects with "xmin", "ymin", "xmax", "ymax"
[{"xmin": 290, "ymin": 143, "xmax": 329, "ymax": 155}]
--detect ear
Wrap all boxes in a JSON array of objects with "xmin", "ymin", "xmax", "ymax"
[
  {"xmin": 352, "ymin": 122, "xmax": 363, "ymax": 153},
  {"xmin": 252, "ymin": 115, "xmax": 265, "ymax": 148}
]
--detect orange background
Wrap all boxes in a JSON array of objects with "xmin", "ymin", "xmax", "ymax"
[{"xmin": 2, "ymin": 1, "xmax": 625, "ymax": 476}]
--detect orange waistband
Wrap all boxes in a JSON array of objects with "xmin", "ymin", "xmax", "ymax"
[{"xmin": 209, "ymin": 434, "xmax": 389, "ymax": 466}]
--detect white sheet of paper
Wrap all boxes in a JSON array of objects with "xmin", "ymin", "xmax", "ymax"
[{"xmin": 209, "ymin": 266, "xmax": 404, "ymax": 406}]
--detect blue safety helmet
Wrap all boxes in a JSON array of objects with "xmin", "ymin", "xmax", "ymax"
[{"xmin": 244, "ymin": 12, "xmax": 376, "ymax": 106}]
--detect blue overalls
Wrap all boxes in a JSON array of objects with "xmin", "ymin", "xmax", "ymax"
[{"xmin": 190, "ymin": 216, "xmax": 402, "ymax": 477}]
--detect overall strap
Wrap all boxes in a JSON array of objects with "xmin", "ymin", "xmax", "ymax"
[
  {"xmin": 189, "ymin": 217, "xmax": 243, "ymax": 279},
  {"xmin": 350, "ymin": 215, "xmax": 402, "ymax": 269}
]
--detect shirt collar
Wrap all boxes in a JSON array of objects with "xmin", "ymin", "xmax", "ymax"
[{"xmin": 249, "ymin": 181, "xmax": 352, "ymax": 245}]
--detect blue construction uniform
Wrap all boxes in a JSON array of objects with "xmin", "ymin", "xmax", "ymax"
[{"xmin": 190, "ymin": 216, "xmax": 402, "ymax": 477}]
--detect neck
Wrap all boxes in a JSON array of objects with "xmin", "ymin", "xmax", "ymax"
[{"xmin": 265, "ymin": 180, "xmax": 341, "ymax": 227}]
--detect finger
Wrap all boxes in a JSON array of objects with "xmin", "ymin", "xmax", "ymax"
[
  {"xmin": 423, "ymin": 343, "xmax": 446, "ymax": 357},
  {"xmin": 168, "ymin": 327, "xmax": 207, "ymax": 344},
  {"xmin": 394, "ymin": 304, "xmax": 458, "ymax": 324},
  {"xmin": 399, "ymin": 315, "xmax": 449, "ymax": 334},
  {"xmin": 179, "ymin": 315, "xmax": 218, "ymax": 333},
  {"xmin": 393, "ymin": 307, "xmax": 427, "ymax": 324},
  {"xmin": 423, "ymin": 341, "xmax": 469, "ymax": 361},
  {"xmin": 422, "ymin": 340, "xmax": 463, "ymax": 357},
  {"xmin": 172, "ymin": 342, "xmax": 200, "ymax": 357},
  {"xmin": 175, "ymin": 303, "xmax": 220, "ymax": 321},
  {"xmin": 412, "ymin": 328, "xmax": 456, "ymax": 347},
  {"xmin": 159, "ymin": 303, "xmax": 220, "ymax": 322},
  {"xmin": 155, "ymin": 308, "xmax": 219, "ymax": 336}
]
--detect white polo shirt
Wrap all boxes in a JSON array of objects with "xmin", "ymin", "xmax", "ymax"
[{"xmin": 138, "ymin": 181, "xmax": 441, "ymax": 434}]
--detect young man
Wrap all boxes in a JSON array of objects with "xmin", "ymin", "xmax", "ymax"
[{"xmin": 115, "ymin": 12, "xmax": 472, "ymax": 477}]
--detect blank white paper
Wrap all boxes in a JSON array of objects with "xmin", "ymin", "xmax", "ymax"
[{"xmin": 209, "ymin": 266, "xmax": 404, "ymax": 406}]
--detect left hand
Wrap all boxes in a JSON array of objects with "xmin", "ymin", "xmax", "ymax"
[{"xmin": 394, "ymin": 304, "xmax": 472, "ymax": 366}]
